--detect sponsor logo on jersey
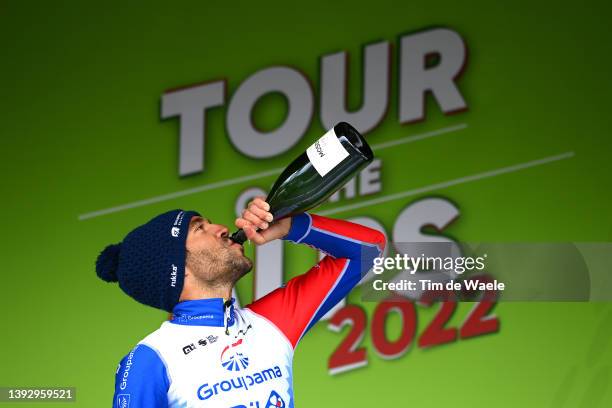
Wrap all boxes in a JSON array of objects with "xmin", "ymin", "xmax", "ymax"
[
  {"xmin": 182, "ymin": 343, "xmax": 196, "ymax": 355},
  {"xmin": 119, "ymin": 348, "xmax": 136, "ymax": 390},
  {"xmin": 265, "ymin": 390, "xmax": 285, "ymax": 408},
  {"xmin": 182, "ymin": 335, "xmax": 218, "ymax": 356},
  {"xmin": 197, "ymin": 366, "xmax": 283, "ymax": 401},
  {"xmin": 197, "ymin": 335, "xmax": 218, "ymax": 347},
  {"xmin": 116, "ymin": 394, "xmax": 130, "ymax": 408},
  {"xmin": 229, "ymin": 390, "xmax": 285, "ymax": 408},
  {"xmin": 220, "ymin": 338, "xmax": 249, "ymax": 371},
  {"xmin": 174, "ymin": 313, "xmax": 216, "ymax": 323}
]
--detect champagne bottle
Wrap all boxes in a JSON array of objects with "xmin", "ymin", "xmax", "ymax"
[{"xmin": 230, "ymin": 122, "xmax": 374, "ymax": 244}]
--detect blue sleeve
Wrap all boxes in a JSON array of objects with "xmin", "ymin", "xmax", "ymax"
[
  {"xmin": 284, "ymin": 213, "xmax": 384, "ymax": 263},
  {"xmin": 113, "ymin": 344, "xmax": 169, "ymax": 408}
]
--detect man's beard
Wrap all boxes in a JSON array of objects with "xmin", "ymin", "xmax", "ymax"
[{"xmin": 186, "ymin": 245, "xmax": 253, "ymax": 289}]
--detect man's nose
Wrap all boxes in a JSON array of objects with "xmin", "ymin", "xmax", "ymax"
[{"xmin": 211, "ymin": 224, "xmax": 229, "ymax": 239}]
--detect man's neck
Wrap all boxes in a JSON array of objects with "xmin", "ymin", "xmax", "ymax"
[{"xmin": 179, "ymin": 283, "xmax": 233, "ymax": 302}]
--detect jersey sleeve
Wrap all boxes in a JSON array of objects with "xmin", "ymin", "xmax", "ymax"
[
  {"xmin": 246, "ymin": 213, "xmax": 385, "ymax": 349},
  {"xmin": 113, "ymin": 344, "xmax": 169, "ymax": 408}
]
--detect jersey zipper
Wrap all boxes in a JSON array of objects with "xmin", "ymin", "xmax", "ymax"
[{"xmin": 224, "ymin": 299, "xmax": 232, "ymax": 335}]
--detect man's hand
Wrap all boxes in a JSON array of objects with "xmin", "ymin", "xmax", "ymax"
[{"xmin": 235, "ymin": 197, "xmax": 292, "ymax": 245}]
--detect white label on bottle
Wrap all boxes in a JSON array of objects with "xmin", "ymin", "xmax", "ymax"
[{"xmin": 306, "ymin": 128, "xmax": 350, "ymax": 177}]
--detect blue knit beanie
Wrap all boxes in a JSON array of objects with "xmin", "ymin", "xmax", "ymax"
[{"xmin": 95, "ymin": 209, "xmax": 200, "ymax": 312}]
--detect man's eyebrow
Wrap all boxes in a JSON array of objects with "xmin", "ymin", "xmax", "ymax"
[
  {"xmin": 190, "ymin": 217, "xmax": 211, "ymax": 229},
  {"xmin": 190, "ymin": 216, "xmax": 203, "ymax": 227}
]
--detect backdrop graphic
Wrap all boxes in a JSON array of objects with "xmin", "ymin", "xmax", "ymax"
[{"xmin": 1, "ymin": 1, "xmax": 611, "ymax": 407}]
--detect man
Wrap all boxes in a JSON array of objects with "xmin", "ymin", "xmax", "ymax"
[{"xmin": 96, "ymin": 197, "xmax": 385, "ymax": 407}]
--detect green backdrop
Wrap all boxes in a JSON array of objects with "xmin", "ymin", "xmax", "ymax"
[{"xmin": 1, "ymin": 0, "xmax": 611, "ymax": 407}]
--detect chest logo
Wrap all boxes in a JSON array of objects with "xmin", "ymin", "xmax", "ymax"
[
  {"xmin": 220, "ymin": 338, "xmax": 250, "ymax": 371},
  {"xmin": 266, "ymin": 390, "xmax": 286, "ymax": 408}
]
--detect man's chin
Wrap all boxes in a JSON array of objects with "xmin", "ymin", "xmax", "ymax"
[
  {"xmin": 230, "ymin": 255, "xmax": 253, "ymax": 282},
  {"xmin": 241, "ymin": 257, "xmax": 253, "ymax": 276}
]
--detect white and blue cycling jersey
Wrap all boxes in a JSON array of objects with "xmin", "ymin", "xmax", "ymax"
[{"xmin": 113, "ymin": 213, "xmax": 385, "ymax": 408}]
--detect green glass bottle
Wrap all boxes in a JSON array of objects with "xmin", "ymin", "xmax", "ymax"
[{"xmin": 230, "ymin": 122, "xmax": 374, "ymax": 244}]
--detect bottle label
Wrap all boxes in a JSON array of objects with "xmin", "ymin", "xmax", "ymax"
[{"xmin": 306, "ymin": 128, "xmax": 350, "ymax": 176}]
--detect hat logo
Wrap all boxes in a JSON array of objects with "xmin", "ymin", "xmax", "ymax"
[
  {"xmin": 171, "ymin": 227, "xmax": 180, "ymax": 237},
  {"xmin": 170, "ymin": 264, "xmax": 178, "ymax": 287}
]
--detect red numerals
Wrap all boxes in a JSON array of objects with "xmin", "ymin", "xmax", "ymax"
[
  {"xmin": 460, "ymin": 275, "xmax": 500, "ymax": 339},
  {"xmin": 328, "ymin": 282, "xmax": 500, "ymax": 374},
  {"xmin": 460, "ymin": 300, "xmax": 499, "ymax": 339},
  {"xmin": 371, "ymin": 297, "xmax": 417, "ymax": 359},
  {"xmin": 328, "ymin": 305, "xmax": 368, "ymax": 375},
  {"xmin": 418, "ymin": 291, "xmax": 458, "ymax": 348}
]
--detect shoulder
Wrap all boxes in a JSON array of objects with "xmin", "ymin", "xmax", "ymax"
[
  {"xmin": 138, "ymin": 323, "xmax": 172, "ymax": 350},
  {"xmin": 115, "ymin": 343, "xmax": 170, "ymax": 392},
  {"xmin": 117, "ymin": 343, "xmax": 162, "ymax": 371},
  {"xmin": 114, "ymin": 332, "xmax": 171, "ymax": 405},
  {"xmin": 115, "ymin": 326, "xmax": 173, "ymax": 388}
]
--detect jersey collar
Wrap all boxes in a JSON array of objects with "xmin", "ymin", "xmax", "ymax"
[{"xmin": 171, "ymin": 298, "xmax": 236, "ymax": 327}]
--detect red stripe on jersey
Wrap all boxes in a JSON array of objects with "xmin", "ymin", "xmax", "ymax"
[
  {"xmin": 247, "ymin": 256, "xmax": 350, "ymax": 348},
  {"xmin": 246, "ymin": 213, "xmax": 385, "ymax": 349},
  {"xmin": 310, "ymin": 214, "xmax": 385, "ymax": 248}
]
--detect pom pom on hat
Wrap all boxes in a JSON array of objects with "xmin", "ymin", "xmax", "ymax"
[{"xmin": 96, "ymin": 243, "xmax": 121, "ymax": 282}]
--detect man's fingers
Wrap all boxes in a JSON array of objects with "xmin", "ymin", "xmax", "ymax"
[
  {"xmin": 244, "ymin": 226, "xmax": 265, "ymax": 245},
  {"xmin": 236, "ymin": 197, "xmax": 274, "ymax": 245},
  {"xmin": 252, "ymin": 197, "xmax": 270, "ymax": 212},
  {"xmin": 248, "ymin": 202, "xmax": 273, "ymax": 223},
  {"xmin": 242, "ymin": 209, "xmax": 269, "ymax": 229},
  {"xmin": 235, "ymin": 218, "xmax": 254, "ymax": 230}
]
